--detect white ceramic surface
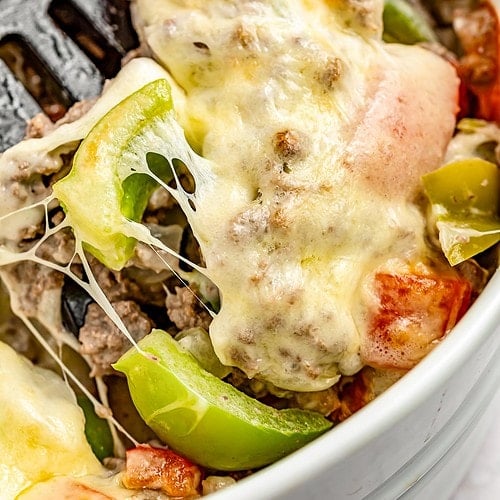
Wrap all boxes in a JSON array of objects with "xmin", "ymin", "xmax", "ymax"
[
  {"xmin": 453, "ymin": 390, "xmax": 500, "ymax": 499},
  {"xmin": 211, "ymin": 268, "xmax": 500, "ymax": 499}
]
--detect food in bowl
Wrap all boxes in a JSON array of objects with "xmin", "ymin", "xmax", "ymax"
[{"xmin": 0, "ymin": 0, "xmax": 499, "ymax": 498}]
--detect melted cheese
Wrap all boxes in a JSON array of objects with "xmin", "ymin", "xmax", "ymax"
[
  {"xmin": 132, "ymin": 0, "xmax": 458, "ymax": 390},
  {"xmin": 0, "ymin": 343, "xmax": 170, "ymax": 499},
  {"xmin": 0, "ymin": 3, "xmax": 464, "ymax": 491},
  {"xmin": 0, "ymin": 341, "xmax": 102, "ymax": 499},
  {"xmin": 0, "ymin": 1, "xmax": 458, "ymax": 394}
]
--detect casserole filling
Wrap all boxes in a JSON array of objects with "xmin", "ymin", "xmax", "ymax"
[{"xmin": 0, "ymin": 0, "xmax": 499, "ymax": 497}]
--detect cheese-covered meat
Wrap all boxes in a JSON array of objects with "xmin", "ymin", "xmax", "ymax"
[{"xmin": 132, "ymin": 0, "xmax": 459, "ymax": 390}]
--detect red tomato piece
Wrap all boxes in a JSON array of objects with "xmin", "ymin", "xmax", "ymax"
[
  {"xmin": 361, "ymin": 273, "xmax": 471, "ymax": 370},
  {"xmin": 122, "ymin": 444, "xmax": 201, "ymax": 497}
]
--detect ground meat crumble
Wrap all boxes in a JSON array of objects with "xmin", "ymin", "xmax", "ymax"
[
  {"xmin": 166, "ymin": 285, "xmax": 212, "ymax": 331},
  {"xmin": 79, "ymin": 300, "xmax": 153, "ymax": 377}
]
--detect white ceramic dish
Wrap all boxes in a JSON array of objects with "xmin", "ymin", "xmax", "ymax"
[
  {"xmin": 211, "ymin": 268, "xmax": 500, "ymax": 499},
  {"xmin": 453, "ymin": 392, "xmax": 500, "ymax": 498}
]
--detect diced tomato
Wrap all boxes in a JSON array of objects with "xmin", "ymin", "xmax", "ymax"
[
  {"xmin": 122, "ymin": 444, "xmax": 201, "ymax": 497},
  {"xmin": 454, "ymin": 1, "xmax": 500, "ymax": 123},
  {"xmin": 360, "ymin": 273, "xmax": 471, "ymax": 370}
]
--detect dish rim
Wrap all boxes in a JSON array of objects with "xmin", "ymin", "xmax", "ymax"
[{"xmin": 211, "ymin": 267, "xmax": 500, "ymax": 498}]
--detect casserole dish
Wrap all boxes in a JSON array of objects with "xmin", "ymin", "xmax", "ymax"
[{"xmin": 0, "ymin": 1, "xmax": 499, "ymax": 498}]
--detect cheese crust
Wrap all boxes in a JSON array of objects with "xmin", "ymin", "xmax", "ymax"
[{"xmin": 132, "ymin": 0, "xmax": 459, "ymax": 390}]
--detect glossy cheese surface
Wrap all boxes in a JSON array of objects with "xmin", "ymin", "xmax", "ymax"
[
  {"xmin": 133, "ymin": 0, "xmax": 459, "ymax": 390},
  {"xmin": 0, "ymin": 342, "xmax": 103, "ymax": 499}
]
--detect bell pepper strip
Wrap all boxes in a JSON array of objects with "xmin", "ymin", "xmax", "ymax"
[
  {"xmin": 122, "ymin": 445, "xmax": 201, "ymax": 497},
  {"xmin": 52, "ymin": 80, "xmax": 175, "ymax": 271},
  {"xmin": 77, "ymin": 395, "xmax": 114, "ymax": 462},
  {"xmin": 422, "ymin": 157, "xmax": 500, "ymax": 266},
  {"xmin": 383, "ymin": 0, "xmax": 438, "ymax": 44},
  {"xmin": 455, "ymin": 117, "xmax": 500, "ymax": 144},
  {"xmin": 120, "ymin": 154, "xmax": 173, "ymax": 223},
  {"xmin": 113, "ymin": 329, "xmax": 332, "ymax": 471},
  {"xmin": 454, "ymin": 0, "xmax": 500, "ymax": 123},
  {"xmin": 360, "ymin": 272, "xmax": 472, "ymax": 370}
]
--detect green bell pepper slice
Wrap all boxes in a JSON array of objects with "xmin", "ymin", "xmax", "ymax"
[
  {"xmin": 383, "ymin": 0, "xmax": 437, "ymax": 44},
  {"xmin": 52, "ymin": 80, "xmax": 175, "ymax": 271},
  {"xmin": 77, "ymin": 395, "xmax": 114, "ymax": 462},
  {"xmin": 113, "ymin": 329, "xmax": 332, "ymax": 471},
  {"xmin": 422, "ymin": 157, "xmax": 500, "ymax": 266}
]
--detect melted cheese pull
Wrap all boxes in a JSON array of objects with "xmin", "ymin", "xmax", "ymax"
[
  {"xmin": 133, "ymin": 0, "xmax": 459, "ymax": 391},
  {"xmin": 0, "ymin": 58, "xmax": 179, "ymax": 247}
]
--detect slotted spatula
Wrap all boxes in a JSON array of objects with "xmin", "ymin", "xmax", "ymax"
[{"xmin": 0, "ymin": 0, "xmax": 137, "ymax": 152}]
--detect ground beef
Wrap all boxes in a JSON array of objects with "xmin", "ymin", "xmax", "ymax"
[
  {"xmin": 25, "ymin": 113, "xmax": 55, "ymax": 139},
  {"xmin": 273, "ymin": 129, "xmax": 303, "ymax": 159},
  {"xmin": 165, "ymin": 286, "xmax": 212, "ymax": 331},
  {"xmin": 456, "ymin": 259, "xmax": 490, "ymax": 299},
  {"xmin": 143, "ymin": 188, "xmax": 180, "ymax": 226},
  {"xmin": 454, "ymin": 3, "xmax": 498, "ymax": 86},
  {"xmin": 328, "ymin": 368, "xmax": 376, "ymax": 423},
  {"xmin": 89, "ymin": 257, "xmax": 166, "ymax": 308},
  {"xmin": 7, "ymin": 261, "xmax": 63, "ymax": 318},
  {"xmin": 35, "ymin": 227, "xmax": 76, "ymax": 266},
  {"xmin": 54, "ymin": 98, "xmax": 98, "ymax": 126},
  {"xmin": 0, "ymin": 313, "xmax": 38, "ymax": 361},
  {"xmin": 79, "ymin": 300, "xmax": 153, "ymax": 377},
  {"xmin": 16, "ymin": 221, "xmax": 45, "ymax": 243},
  {"xmin": 89, "ymin": 259, "xmax": 143, "ymax": 303},
  {"xmin": 290, "ymin": 388, "xmax": 341, "ymax": 417}
]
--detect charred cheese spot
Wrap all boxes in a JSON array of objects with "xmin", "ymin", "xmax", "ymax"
[
  {"xmin": 273, "ymin": 130, "xmax": 305, "ymax": 159},
  {"xmin": 318, "ymin": 57, "xmax": 343, "ymax": 88}
]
